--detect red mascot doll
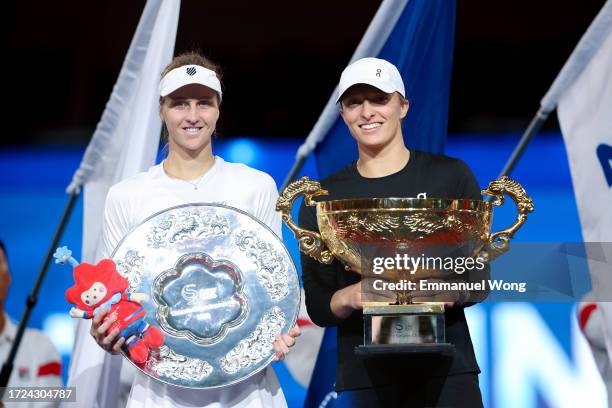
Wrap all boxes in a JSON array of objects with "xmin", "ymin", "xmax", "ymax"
[{"xmin": 54, "ymin": 246, "xmax": 163, "ymax": 364}]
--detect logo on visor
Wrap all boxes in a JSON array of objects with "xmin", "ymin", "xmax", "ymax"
[{"xmin": 186, "ymin": 66, "xmax": 197, "ymax": 76}]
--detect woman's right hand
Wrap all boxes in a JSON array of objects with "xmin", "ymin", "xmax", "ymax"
[
  {"xmin": 90, "ymin": 308, "xmax": 126, "ymax": 354},
  {"xmin": 330, "ymin": 279, "xmax": 397, "ymax": 319},
  {"xmin": 330, "ymin": 282, "xmax": 363, "ymax": 319}
]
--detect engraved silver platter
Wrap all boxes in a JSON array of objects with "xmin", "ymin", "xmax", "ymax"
[{"xmin": 111, "ymin": 203, "xmax": 300, "ymax": 389}]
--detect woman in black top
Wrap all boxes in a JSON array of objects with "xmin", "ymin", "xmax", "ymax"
[{"xmin": 299, "ymin": 57, "xmax": 485, "ymax": 408}]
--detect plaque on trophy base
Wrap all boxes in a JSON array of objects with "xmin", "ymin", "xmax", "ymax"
[{"xmin": 356, "ymin": 303, "xmax": 454, "ymax": 355}]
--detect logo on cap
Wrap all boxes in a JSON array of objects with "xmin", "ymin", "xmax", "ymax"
[
  {"xmin": 376, "ymin": 69, "xmax": 381, "ymax": 77},
  {"xmin": 186, "ymin": 67, "xmax": 197, "ymax": 76}
]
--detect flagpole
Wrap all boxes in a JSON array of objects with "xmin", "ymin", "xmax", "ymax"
[
  {"xmin": 282, "ymin": 156, "xmax": 308, "ymax": 191},
  {"xmin": 0, "ymin": 189, "xmax": 80, "ymax": 394},
  {"xmin": 496, "ymin": 108, "xmax": 550, "ymax": 179},
  {"xmin": 483, "ymin": 109, "xmax": 551, "ymax": 204},
  {"xmin": 497, "ymin": 0, "xmax": 612, "ymax": 180}
]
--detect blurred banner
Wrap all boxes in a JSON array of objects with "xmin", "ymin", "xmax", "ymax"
[
  {"xmin": 551, "ymin": 0, "xmax": 612, "ymax": 402},
  {"xmin": 62, "ymin": 1, "xmax": 180, "ymax": 407},
  {"xmin": 302, "ymin": 0, "xmax": 455, "ymax": 406}
]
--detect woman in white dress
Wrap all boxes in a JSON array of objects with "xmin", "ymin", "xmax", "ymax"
[{"xmin": 89, "ymin": 51, "xmax": 300, "ymax": 408}]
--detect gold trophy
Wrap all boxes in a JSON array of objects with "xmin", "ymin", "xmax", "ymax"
[{"xmin": 276, "ymin": 176, "xmax": 533, "ymax": 355}]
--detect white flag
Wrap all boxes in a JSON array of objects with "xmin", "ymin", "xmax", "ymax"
[
  {"xmin": 551, "ymin": 0, "xmax": 612, "ymax": 399},
  {"xmin": 62, "ymin": 1, "xmax": 180, "ymax": 407},
  {"xmin": 556, "ymin": 10, "xmax": 612, "ymax": 243}
]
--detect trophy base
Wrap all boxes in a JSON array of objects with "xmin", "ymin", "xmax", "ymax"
[
  {"xmin": 363, "ymin": 304, "xmax": 447, "ymax": 347},
  {"xmin": 354, "ymin": 343, "xmax": 455, "ymax": 356}
]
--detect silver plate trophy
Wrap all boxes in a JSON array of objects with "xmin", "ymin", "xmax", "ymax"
[{"xmin": 111, "ymin": 203, "xmax": 300, "ymax": 389}]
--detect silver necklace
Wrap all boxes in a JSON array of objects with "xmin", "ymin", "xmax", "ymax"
[
  {"xmin": 183, "ymin": 172, "xmax": 207, "ymax": 190},
  {"xmin": 165, "ymin": 158, "xmax": 215, "ymax": 190}
]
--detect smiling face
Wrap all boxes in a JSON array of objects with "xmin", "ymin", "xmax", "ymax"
[
  {"xmin": 160, "ymin": 84, "xmax": 220, "ymax": 155},
  {"xmin": 80, "ymin": 282, "xmax": 108, "ymax": 307},
  {"xmin": 339, "ymin": 84, "xmax": 409, "ymax": 151}
]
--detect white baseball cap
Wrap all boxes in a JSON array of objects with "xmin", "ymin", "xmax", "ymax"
[
  {"xmin": 336, "ymin": 57, "xmax": 405, "ymax": 103},
  {"xmin": 159, "ymin": 64, "xmax": 223, "ymax": 100}
]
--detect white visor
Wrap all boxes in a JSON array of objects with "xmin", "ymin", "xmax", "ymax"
[{"xmin": 159, "ymin": 64, "xmax": 222, "ymax": 100}]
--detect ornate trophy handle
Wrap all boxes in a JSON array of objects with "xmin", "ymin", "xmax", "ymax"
[
  {"xmin": 481, "ymin": 176, "xmax": 534, "ymax": 253},
  {"xmin": 276, "ymin": 176, "xmax": 334, "ymax": 264}
]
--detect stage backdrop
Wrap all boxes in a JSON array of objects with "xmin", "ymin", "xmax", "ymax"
[{"xmin": 0, "ymin": 132, "xmax": 607, "ymax": 407}]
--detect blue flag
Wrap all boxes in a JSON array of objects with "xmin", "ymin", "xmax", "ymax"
[
  {"xmin": 304, "ymin": 1, "xmax": 455, "ymax": 406},
  {"xmin": 315, "ymin": 0, "xmax": 455, "ymax": 179}
]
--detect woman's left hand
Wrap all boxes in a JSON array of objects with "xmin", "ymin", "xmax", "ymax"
[{"xmin": 273, "ymin": 324, "xmax": 301, "ymax": 361}]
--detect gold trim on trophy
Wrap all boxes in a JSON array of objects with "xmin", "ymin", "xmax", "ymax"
[{"xmin": 277, "ymin": 175, "xmax": 534, "ymax": 354}]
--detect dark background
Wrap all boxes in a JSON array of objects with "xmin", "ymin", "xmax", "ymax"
[{"xmin": 2, "ymin": 0, "xmax": 606, "ymax": 145}]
